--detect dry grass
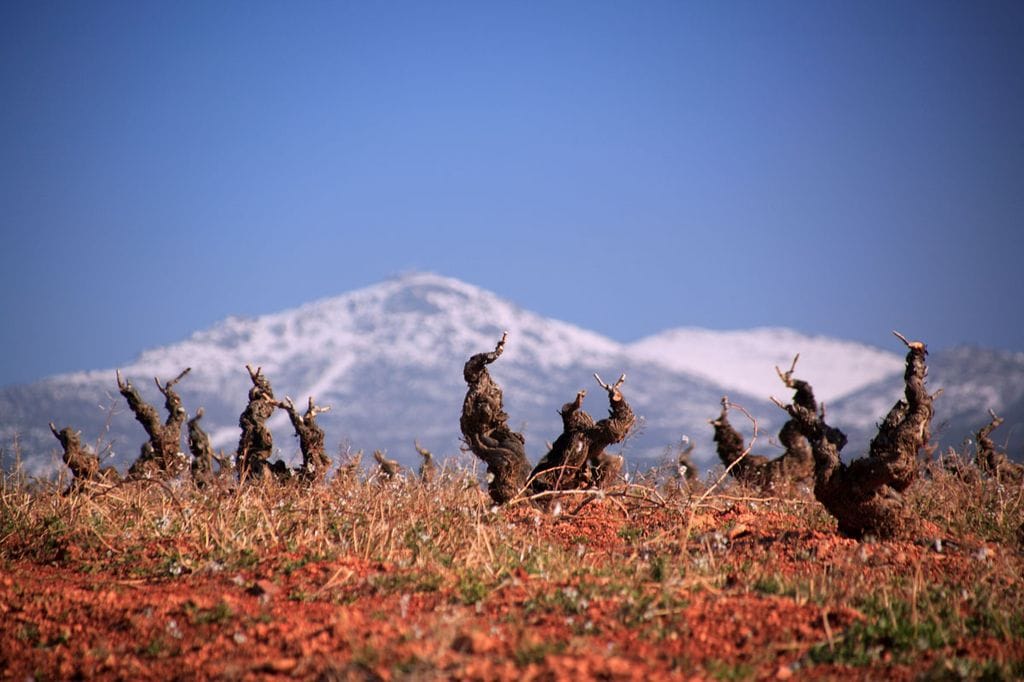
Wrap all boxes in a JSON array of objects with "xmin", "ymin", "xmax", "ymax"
[{"xmin": 2, "ymin": 454, "xmax": 1023, "ymax": 679}]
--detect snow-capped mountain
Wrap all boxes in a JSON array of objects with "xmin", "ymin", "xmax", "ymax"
[
  {"xmin": 831, "ymin": 346, "xmax": 1024, "ymax": 459},
  {"xmin": 629, "ymin": 327, "xmax": 904, "ymax": 404},
  {"xmin": 1, "ymin": 273, "xmax": 1019, "ymax": 477}
]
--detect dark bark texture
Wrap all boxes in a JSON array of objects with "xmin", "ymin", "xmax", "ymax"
[
  {"xmin": 187, "ymin": 408, "xmax": 231, "ymax": 487},
  {"xmin": 529, "ymin": 390, "xmax": 593, "ymax": 493},
  {"xmin": 710, "ymin": 360, "xmax": 820, "ymax": 488},
  {"xmin": 939, "ymin": 448, "xmax": 980, "ymax": 484},
  {"xmin": 49, "ymin": 423, "xmax": 120, "ymax": 490},
  {"xmin": 529, "ymin": 374, "xmax": 636, "ymax": 494},
  {"xmin": 460, "ymin": 333, "xmax": 531, "ymax": 504},
  {"xmin": 279, "ymin": 397, "xmax": 332, "ymax": 484},
  {"xmin": 415, "ymin": 441, "xmax": 437, "ymax": 483},
  {"xmin": 188, "ymin": 408, "xmax": 214, "ymax": 486},
  {"xmin": 236, "ymin": 365, "xmax": 281, "ymax": 481},
  {"xmin": 336, "ymin": 451, "xmax": 363, "ymax": 484},
  {"xmin": 676, "ymin": 440, "xmax": 698, "ymax": 483},
  {"xmin": 585, "ymin": 374, "xmax": 636, "ymax": 488},
  {"xmin": 976, "ymin": 411, "xmax": 1024, "ymax": 485},
  {"xmin": 119, "ymin": 368, "xmax": 191, "ymax": 480},
  {"xmin": 374, "ymin": 450, "xmax": 400, "ymax": 480},
  {"xmin": 710, "ymin": 399, "xmax": 749, "ymax": 473},
  {"xmin": 777, "ymin": 334, "xmax": 933, "ymax": 539}
]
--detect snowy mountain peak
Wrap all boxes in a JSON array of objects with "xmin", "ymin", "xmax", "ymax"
[
  {"xmin": 241, "ymin": 273, "xmax": 617, "ymax": 370},
  {"xmin": 117, "ymin": 273, "xmax": 897, "ymax": 404},
  {"xmin": 3, "ymin": 273, "xmax": 1020, "ymax": 477},
  {"xmin": 629, "ymin": 326, "xmax": 904, "ymax": 403}
]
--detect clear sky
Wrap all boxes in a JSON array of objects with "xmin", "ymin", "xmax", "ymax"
[{"xmin": 1, "ymin": 1, "xmax": 1022, "ymax": 388}]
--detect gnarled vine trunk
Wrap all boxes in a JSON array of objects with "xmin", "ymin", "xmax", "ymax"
[
  {"xmin": 774, "ymin": 333, "xmax": 934, "ymax": 539},
  {"xmin": 582, "ymin": 373, "xmax": 635, "ymax": 487},
  {"xmin": 460, "ymin": 332, "xmax": 531, "ymax": 504},
  {"xmin": 49, "ymin": 423, "xmax": 120, "ymax": 491},
  {"xmin": 976, "ymin": 410, "xmax": 1024, "ymax": 485},
  {"xmin": 278, "ymin": 396, "xmax": 332, "ymax": 483},
  {"xmin": 415, "ymin": 441, "xmax": 437, "ymax": 483},
  {"xmin": 710, "ymin": 357, "xmax": 821, "ymax": 488},
  {"xmin": 530, "ymin": 390, "xmax": 594, "ymax": 493},
  {"xmin": 374, "ymin": 450, "xmax": 401, "ymax": 480},
  {"xmin": 188, "ymin": 408, "xmax": 232, "ymax": 487},
  {"xmin": 676, "ymin": 439, "xmax": 698, "ymax": 484},
  {"xmin": 119, "ymin": 368, "xmax": 191, "ymax": 480},
  {"xmin": 529, "ymin": 373, "xmax": 636, "ymax": 494},
  {"xmin": 236, "ymin": 365, "xmax": 283, "ymax": 481},
  {"xmin": 188, "ymin": 408, "xmax": 215, "ymax": 487}
]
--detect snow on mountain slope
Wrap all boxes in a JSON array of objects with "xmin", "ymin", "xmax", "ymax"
[
  {"xmin": 120, "ymin": 273, "xmax": 621, "ymax": 383},
  {"xmin": 629, "ymin": 327, "xmax": 904, "ymax": 403},
  {"xmin": 2, "ymin": 273, "xmax": 727, "ymax": 476},
  {"xmin": 831, "ymin": 346, "xmax": 1024, "ymax": 458},
  {"xmin": 2, "ymin": 273, "xmax": 1018, "ymax": 479}
]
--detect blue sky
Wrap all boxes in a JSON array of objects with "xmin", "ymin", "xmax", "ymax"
[{"xmin": 1, "ymin": 1, "xmax": 1022, "ymax": 387}]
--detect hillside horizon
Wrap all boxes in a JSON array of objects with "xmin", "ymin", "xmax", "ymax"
[{"xmin": 2, "ymin": 273, "xmax": 1022, "ymax": 477}]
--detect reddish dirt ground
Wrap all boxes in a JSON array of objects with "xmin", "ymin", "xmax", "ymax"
[
  {"xmin": 0, "ymin": 559, "xmax": 845, "ymax": 680},
  {"xmin": 2, "ymin": 501, "xmax": 1022, "ymax": 680}
]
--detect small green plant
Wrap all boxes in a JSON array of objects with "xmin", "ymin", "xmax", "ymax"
[
  {"xmin": 371, "ymin": 570, "xmax": 443, "ymax": 594},
  {"xmin": 456, "ymin": 573, "xmax": 490, "ymax": 605},
  {"xmin": 513, "ymin": 639, "xmax": 566, "ymax": 666},
  {"xmin": 288, "ymin": 588, "xmax": 314, "ymax": 603},
  {"xmin": 811, "ymin": 595, "xmax": 948, "ymax": 666},
  {"xmin": 753, "ymin": 575, "xmax": 783, "ymax": 595},
  {"xmin": 17, "ymin": 622, "xmax": 41, "ymax": 647},
  {"xmin": 617, "ymin": 526, "xmax": 643, "ymax": 542},
  {"xmin": 140, "ymin": 636, "xmax": 168, "ymax": 658},
  {"xmin": 706, "ymin": 659, "xmax": 755, "ymax": 681},
  {"xmin": 648, "ymin": 554, "xmax": 669, "ymax": 582},
  {"xmin": 923, "ymin": 656, "xmax": 1024, "ymax": 680},
  {"xmin": 187, "ymin": 600, "xmax": 233, "ymax": 626}
]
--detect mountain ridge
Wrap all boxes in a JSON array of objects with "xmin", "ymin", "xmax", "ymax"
[
  {"xmin": 629, "ymin": 326, "xmax": 903, "ymax": 404},
  {"xmin": 2, "ymin": 273, "xmax": 1020, "ymax": 477}
]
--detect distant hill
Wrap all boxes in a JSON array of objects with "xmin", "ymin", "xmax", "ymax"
[
  {"xmin": 629, "ymin": 326, "xmax": 903, "ymax": 403},
  {"xmin": 1, "ymin": 273, "xmax": 1019, "ymax": 477},
  {"xmin": 831, "ymin": 345, "xmax": 1024, "ymax": 461}
]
